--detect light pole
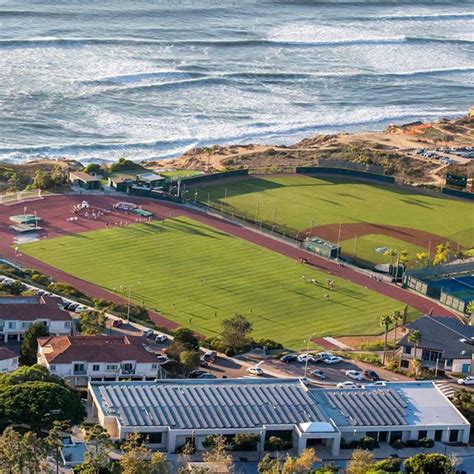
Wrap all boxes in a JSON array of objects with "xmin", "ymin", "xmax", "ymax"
[
  {"xmin": 304, "ymin": 333, "xmax": 316, "ymax": 378},
  {"xmin": 119, "ymin": 281, "xmax": 141, "ymax": 324}
]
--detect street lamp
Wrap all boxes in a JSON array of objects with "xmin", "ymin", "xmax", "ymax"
[
  {"xmin": 119, "ymin": 281, "xmax": 141, "ymax": 324},
  {"xmin": 303, "ymin": 333, "xmax": 316, "ymax": 378}
]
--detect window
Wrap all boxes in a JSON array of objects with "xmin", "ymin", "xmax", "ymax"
[
  {"xmin": 147, "ymin": 432, "xmax": 162, "ymax": 444},
  {"xmin": 106, "ymin": 364, "xmax": 118, "ymax": 371},
  {"xmin": 421, "ymin": 349, "xmax": 443, "ymax": 362},
  {"xmin": 418, "ymin": 430, "xmax": 428, "ymax": 440},
  {"xmin": 403, "ymin": 346, "xmax": 411, "ymax": 354},
  {"xmin": 8, "ymin": 322, "xmax": 15, "ymax": 329},
  {"xmin": 22, "ymin": 322, "xmax": 30, "ymax": 329},
  {"xmin": 449, "ymin": 430, "xmax": 459, "ymax": 443},
  {"xmin": 151, "ymin": 364, "xmax": 157, "ymax": 369},
  {"xmin": 435, "ymin": 430, "xmax": 443, "ymax": 441},
  {"xmin": 73, "ymin": 363, "xmax": 85, "ymax": 374},
  {"xmin": 50, "ymin": 365, "xmax": 56, "ymax": 371},
  {"xmin": 65, "ymin": 321, "xmax": 71, "ymax": 328},
  {"xmin": 445, "ymin": 359, "xmax": 453, "ymax": 367},
  {"xmin": 400, "ymin": 359, "xmax": 409, "ymax": 368},
  {"xmin": 92, "ymin": 365, "xmax": 100, "ymax": 372}
]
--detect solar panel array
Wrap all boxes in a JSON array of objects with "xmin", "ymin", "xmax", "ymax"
[
  {"xmin": 95, "ymin": 381, "xmax": 326, "ymax": 429},
  {"xmin": 323, "ymin": 389, "xmax": 408, "ymax": 426}
]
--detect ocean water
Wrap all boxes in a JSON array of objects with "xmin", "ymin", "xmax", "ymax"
[{"xmin": 0, "ymin": 0, "xmax": 473, "ymax": 164}]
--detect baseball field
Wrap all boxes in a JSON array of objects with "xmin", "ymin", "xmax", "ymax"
[
  {"xmin": 193, "ymin": 175, "xmax": 474, "ymax": 267},
  {"xmin": 19, "ymin": 216, "xmax": 418, "ymax": 348}
]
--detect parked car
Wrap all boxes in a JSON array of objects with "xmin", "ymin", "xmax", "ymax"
[
  {"xmin": 112, "ymin": 319, "xmax": 123, "ymax": 328},
  {"xmin": 346, "ymin": 370, "xmax": 364, "ymax": 381},
  {"xmin": 247, "ymin": 366, "xmax": 264, "ymax": 376},
  {"xmin": 155, "ymin": 334, "xmax": 168, "ymax": 344},
  {"xmin": 189, "ymin": 370, "xmax": 208, "ymax": 379},
  {"xmin": 74, "ymin": 305, "xmax": 86, "ymax": 313},
  {"xmin": 67, "ymin": 304, "xmax": 78, "ymax": 312},
  {"xmin": 323, "ymin": 356, "xmax": 343, "ymax": 365},
  {"xmin": 371, "ymin": 381, "xmax": 387, "ymax": 387},
  {"xmin": 458, "ymin": 376, "xmax": 474, "ymax": 385},
  {"xmin": 143, "ymin": 329, "xmax": 154, "ymax": 338},
  {"xmin": 337, "ymin": 381, "xmax": 358, "ymax": 389},
  {"xmin": 199, "ymin": 358, "xmax": 209, "ymax": 368},
  {"xmin": 197, "ymin": 373, "xmax": 216, "ymax": 379},
  {"xmin": 310, "ymin": 369, "xmax": 327, "ymax": 379},
  {"xmin": 156, "ymin": 355, "xmax": 169, "ymax": 365},
  {"xmin": 297, "ymin": 354, "xmax": 315, "ymax": 363},
  {"xmin": 300, "ymin": 377, "xmax": 312, "ymax": 386},
  {"xmin": 280, "ymin": 353, "xmax": 298, "ymax": 363},
  {"xmin": 317, "ymin": 351, "xmax": 333, "ymax": 360},
  {"xmin": 203, "ymin": 350, "xmax": 217, "ymax": 362},
  {"xmin": 364, "ymin": 370, "xmax": 380, "ymax": 381}
]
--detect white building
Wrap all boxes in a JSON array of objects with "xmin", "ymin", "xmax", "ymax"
[
  {"xmin": 0, "ymin": 347, "xmax": 19, "ymax": 373},
  {"xmin": 38, "ymin": 335, "xmax": 160, "ymax": 386},
  {"xmin": 0, "ymin": 295, "xmax": 72, "ymax": 342},
  {"xmin": 88, "ymin": 379, "xmax": 470, "ymax": 457}
]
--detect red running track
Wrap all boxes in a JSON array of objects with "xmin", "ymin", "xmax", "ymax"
[{"xmin": 0, "ymin": 194, "xmax": 457, "ymax": 330}]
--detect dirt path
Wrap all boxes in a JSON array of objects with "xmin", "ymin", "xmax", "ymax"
[{"xmin": 0, "ymin": 194, "xmax": 458, "ymax": 334}]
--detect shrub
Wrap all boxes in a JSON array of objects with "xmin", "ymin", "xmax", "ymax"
[
  {"xmin": 390, "ymin": 439, "xmax": 405, "ymax": 450},
  {"xmin": 405, "ymin": 453, "xmax": 454, "ymax": 473},
  {"xmin": 406, "ymin": 439, "xmax": 420, "ymax": 448},
  {"xmin": 31, "ymin": 272, "xmax": 51, "ymax": 286},
  {"xmin": 373, "ymin": 456, "xmax": 402, "ymax": 472},
  {"xmin": 202, "ymin": 434, "xmax": 220, "ymax": 450},
  {"xmin": 225, "ymin": 347, "xmax": 235, "ymax": 357},
  {"xmin": 359, "ymin": 435, "xmax": 377, "ymax": 450},
  {"xmin": 419, "ymin": 438, "xmax": 434, "ymax": 448},
  {"xmin": 110, "ymin": 158, "xmax": 141, "ymax": 172},
  {"xmin": 264, "ymin": 436, "xmax": 284, "ymax": 452},
  {"xmin": 48, "ymin": 282, "xmax": 85, "ymax": 298},
  {"xmin": 233, "ymin": 433, "xmax": 259, "ymax": 451},
  {"xmin": 252, "ymin": 338, "xmax": 283, "ymax": 351}
]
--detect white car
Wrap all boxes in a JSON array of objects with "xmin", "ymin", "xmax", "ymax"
[
  {"xmin": 370, "ymin": 381, "xmax": 387, "ymax": 387},
  {"xmin": 155, "ymin": 334, "xmax": 168, "ymax": 344},
  {"xmin": 247, "ymin": 367, "xmax": 264, "ymax": 376},
  {"xmin": 345, "ymin": 370, "xmax": 364, "ymax": 381},
  {"xmin": 156, "ymin": 355, "xmax": 169, "ymax": 365},
  {"xmin": 300, "ymin": 377, "xmax": 312, "ymax": 386},
  {"xmin": 297, "ymin": 354, "xmax": 315, "ymax": 363},
  {"xmin": 324, "ymin": 356, "xmax": 343, "ymax": 365},
  {"xmin": 337, "ymin": 381, "xmax": 358, "ymax": 389},
  {"xmin": 143, "ymin": 329, "xmax": 154, "ymax": 338},
  {"xmin": 458, "ymin": 376, "xmax": 474, "ymax": 385},
  {"xmin": 74, "ymin": 306, "xmax": 86, "ymax": 313},
  {"xmin": 317, "ymin": 351, "xmax": 333, "ymax": 360}
]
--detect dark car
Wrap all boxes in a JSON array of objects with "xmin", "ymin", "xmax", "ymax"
[
  {"xmin": 364, "ymin": 370, "xmax": 380, "ymax": 381},
  {"xmin": 203, "ymin": 350, "xmax": 217, "ymax": 362},
  {"xmin": 199, "ymin": 358, "xmax": 209, "ymax": 368},
  {"xmin": 189, "ymin": 370, "xmax": 208, "ymax": 379},
  {"xmin": 112, "ymin": 319, "xmax": 123, "ymax": 328},
  {"xmin": 280, "ymin": 353, "xmax": 298, "ymax": 363}
]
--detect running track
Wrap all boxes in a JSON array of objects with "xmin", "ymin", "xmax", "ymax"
[{"xmin": 0, "ymin": 194, "xmax": 458, "ymax": 330}]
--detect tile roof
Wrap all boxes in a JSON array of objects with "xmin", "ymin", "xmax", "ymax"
[
  {"xmin": 38, "ymin": 335, "xmax": 158, "ymax": 364},
  {"xmin": 90, "ymin": 379, "xmax": 327, "ymax": 429},
  {"xmin": 0, "ymin": 347, "xmax": 18, "ymax": 361},
  {"xmin": 399, "ymin": 316, "xmax": 474, "ymax": 360},
  {"xmin": 69, "ymin": 171, "xmax": 101, "ymax": 182},
  {"xmin": 0, "ymin": 296, "xmax": 71, "ymax": 321}
]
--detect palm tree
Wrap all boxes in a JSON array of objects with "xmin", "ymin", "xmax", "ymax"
[
  {"xmin": 391, "ymin": 310, "xmax": 403, "ymax": 359},
  {"xmin": 408, "ymin": 329, "xmax": 422, "ymax": 375},
  {"xmin": 380, "ymin": 313, "xmax": 393, "ymax": 365}
]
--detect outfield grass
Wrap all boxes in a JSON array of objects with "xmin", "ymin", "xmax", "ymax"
[
  {"xmin": 19, "ymin": 217, "xmax": 418, "ymax": 349},
  {"xmin": 193, "ymin": 175, "xmax": 473, "ymax": 264}
]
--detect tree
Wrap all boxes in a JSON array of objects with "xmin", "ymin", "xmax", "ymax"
[
  {"xmin": 0, "ymin": 363, "xmax": 64, "ymax": 386},
  {"xmin": 233, "ymin": 433, "xmax": 260, "ymax": 451},
  {"xmin": 173, "ymin": 327, "xmax": 200, "ymax": 351},
  {"xmin": 0, "ymin": 381, "xmax": 86, "ymax": 432},
  {"xmin": 202, "ymin": 435, "xmax": 233, "ymax": 470},
  {"xmin": 282, "ymin": 448, "xmax": 318, "ymax": 473},
  {"xmin": 466, "ymin": 300, "xmax": 474, "ymax": 316},
  {"xmin": 179, "ymin": 350, "xmax": 200, "ymax": 375},
  {"xmin": 408, "ymin": 329, "xmax": 422, "ymax": 375},
  {"xmin": 220, "ymin": 314, "xmax": 253, "ymax": 352},
  {"xmin": 433, "ymin": 242, "xmax": 452, "ymax": 265},
  {"xmin": 379, "ymin": 313, "xmax": 393, "ymax": 365},
  {"xmin": 85, "ymin": 163, "xmax": 103, "ymax": 175},
  {"xmin": 120, "ymin": 431, "xmax": 171, "ymax": 474},
  {"xmin": 0, "ymin": 427, "xmax": 47, "ymax": 473},
  {"xmin": 258, "ymin": 453, "xmax": 282, "ymax": 474},
  {"xmin": 416, "ymin": 251, "xmax": 429, "ymax": 267},
  {"xmin": 20, "ymin": 321, "xmax": 50, "ymax": 365},
  {"xmin": 346, "ymin": 449, "xmax": 375, "ymax": 474},
  {"xmin": 47, "ymin": 420, "xmax": 70, "ymax": 474},
  {"xmin": 404, "ymin": 453, "xmax": 455, "ymax": 473},
  {"xmin": 391, "ymin": 310, "xmax": 403, "ymax": 359},
  {"xmin": 82, "ymin": 424, "xmax": 113, "ymax": 473},
  {"xmin": 452, "ymin": 389, "xmax": 474, "ymax": 424},
  {"xmin": 33, "ymin": 170, "xmax": 55, "ymax": 190},
  {"xmin": 78, "ymin": 310, "xmax": 107, "ymax": 335}
]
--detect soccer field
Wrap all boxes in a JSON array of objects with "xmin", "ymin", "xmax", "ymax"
[
  {"xmin": 19, "ymin": 217, "xmax": 418, "ymax": 349},
  {"xmin": 194, "ymin": 175, "xmax": 474, "ymax": 266}
]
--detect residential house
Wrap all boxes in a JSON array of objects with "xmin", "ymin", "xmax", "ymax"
[
  {"xmin": 0, "ymin": 347, "xmax": 19, "ymax": 373},
  {"xmin": 37, "ymin": 335, "xmax": 159, "ymax": 386},
  {"xmin": 88, "ymin": 379, "xmax": 470, "ymax": 456},
  {"xmin": 0, "ymin": 295, "xmax": 73, "ymax": 342},
  {"xmin": 399, "ymin": 316, "xmax": 474, "ymax": 374}
]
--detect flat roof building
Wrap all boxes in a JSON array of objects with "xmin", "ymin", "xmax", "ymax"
[{"xmin": 88, "ymin": 379, "xmax": 469, "ymax": 457}]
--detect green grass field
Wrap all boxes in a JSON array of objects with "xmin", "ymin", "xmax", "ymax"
[
  {"xmin": 194, "ymin": 175, "xmax": 474, "ymax": 265},
  {"xmin": 19, "ymin": 217, "xmax": 418, "ymax": 349}
]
